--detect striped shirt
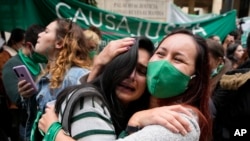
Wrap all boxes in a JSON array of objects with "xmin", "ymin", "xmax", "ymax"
[
  {"xmin": 59, "ymin": 92, "xmax": 201, "ymax": 141},
  {"xmin": 58, "ymin": 92, "xmax": 116, "ymax": 141}
]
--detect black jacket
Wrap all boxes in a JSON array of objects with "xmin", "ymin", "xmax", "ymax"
[{"xmin": 212, "ymin": 59, "xmax": 250, "ymax": 141}]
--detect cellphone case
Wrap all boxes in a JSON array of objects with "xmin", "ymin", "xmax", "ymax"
[{"xmin": 13, "ymin": 65, "xmax": 38, "ymax": 93}]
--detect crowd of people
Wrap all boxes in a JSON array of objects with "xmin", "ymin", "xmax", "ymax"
[{"xmin": 0, "ymin": 17, "xmax": 250, "ymax": 141}]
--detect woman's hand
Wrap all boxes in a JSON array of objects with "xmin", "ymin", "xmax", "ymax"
[
  {"xmin": 38, "ymin": 105, "xmax": 58, "ymax": 133},
  {"xmin": 222, "ymin": 35, "xmax": 234, "ymax": 49},
  {"xmin": 95, "ymin": 37, "xmax": 135, "ymax": 67},
  {"xmin": 128, "ymin": 105, "xmax": 192, "ymax": 136},
  {"xmin": 18, "ymin": 80, "xmax": 35, "ymax": 98},
  {"xmin": 87, "ymin": 37, "xmax": 135, "ymax": 82}
]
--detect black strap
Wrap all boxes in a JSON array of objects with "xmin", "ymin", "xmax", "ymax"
[{"xmin": 61, "ymin": 86, "xmax": 103, "ymax": 136}]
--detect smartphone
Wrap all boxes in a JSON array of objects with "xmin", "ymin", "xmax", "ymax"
[{"xmin": 13, "ymin": 65, "xmax": 38, "ymax": 94}]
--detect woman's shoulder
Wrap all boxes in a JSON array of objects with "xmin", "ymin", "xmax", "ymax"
[
  {"xmin": 68, "ymin": 66, "xmax": 90, "ymax": 75},
  {"xmin": 58, "ymin": 88, "xmax": 115, "ymax": 140},
  {"xmin": 2, "ymin": 55, "xmax": 22, "ymax": 68},
  {"xmin": 65, "ymin": 67, "xmax": 90, "ymax": 81},
  {"xmin": 59, "ymin": 88, "xmax": 111, "ymax": 122}
]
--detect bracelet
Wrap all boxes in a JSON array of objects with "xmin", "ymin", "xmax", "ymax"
[
  {"xmin": 43, "ymin": 122, "xmax": 62, "ymax": 141},
  {"xmin": 125, "ymin": 125, "xmax": 141, "ymax": 134}
]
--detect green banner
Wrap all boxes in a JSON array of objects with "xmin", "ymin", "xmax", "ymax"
[
  {"xmin": 0, "ymin": 0, "xmax": 236, "ymax": 46},
  {"xmin": 240, "ymin": 17, "xmax": 250, "ymax": 48}
]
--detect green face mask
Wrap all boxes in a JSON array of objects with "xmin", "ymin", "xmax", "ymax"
[
  {"xmin": 210, "ymin": 64, "xmax": 224, "ymax": 78},
  {"xmin": 147, "ymin": 60, "xmax": 194, "ymax": 98},
  {"xmin": 89, "ymin": 50, "xmax": 97, "ymax": 60},
  {"xmin": 31, "ymin": 51, "xmax": 48, "ymax": 64}
]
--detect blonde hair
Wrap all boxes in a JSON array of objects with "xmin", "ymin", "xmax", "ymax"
[
  {"xmin": 83, "ymin": 29, "xmax": 101, "ymax": 51},
  {"xmin": 42, "ymin": 19, "xmax": 91, "ymax": 89}
]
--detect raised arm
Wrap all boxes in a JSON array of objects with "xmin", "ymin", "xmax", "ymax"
[{"xmin": 87, "ymin": 37, "xmax": 135, "ymax": 82}]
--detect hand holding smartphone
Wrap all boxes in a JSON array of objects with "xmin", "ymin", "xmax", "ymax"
[{"xmin": 13, "ymin": 65, "xmax": 38, "ymax": 94}]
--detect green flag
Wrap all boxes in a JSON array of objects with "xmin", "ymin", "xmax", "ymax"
[{"xmin": 0, "ymin": 0, "xmax": 236, "ymax": 46}]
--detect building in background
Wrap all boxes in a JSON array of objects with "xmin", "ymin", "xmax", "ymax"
[
  {"xmin": 96, "ymin": 0, "xmax": 249, "ymax": 21},
  {"xmin": 96, "ymin": 0, "xmax": 173, "ymax": 22},
  {"xmin": 174, "ymin": 0, "xmax": 215, "ymax": 14},
  {"xmin": 174, "ymin": 0, "xmax": 250, "ymax": 18}
]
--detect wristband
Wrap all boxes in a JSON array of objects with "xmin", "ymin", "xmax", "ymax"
[
  {"xmin": 43, "ymin": 122, "xmax": 62, "ymax": 141},
  {"xmin": 125, "ymin": 125, "xmax": 141, "ymax": 134}
]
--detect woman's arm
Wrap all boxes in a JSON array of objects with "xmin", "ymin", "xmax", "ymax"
[
  {"xmin": 54, "ymin": 130, "xmax": 76, "ymax": 141},
  {"xmin": 39, "ymin": 103, "xmax": 195, "ymax": 140},
  {"xmin": 118, "ymin": 111, "xmax": 200, "ymax": 141},
  {"xmin": 127, "ymin": 105, "xmax": 192, "ymax": 135},
  {"xmin": 39, "ymin": 105, "xmax": 75, "ymax": 141},
  {"xmin": 39, "ymin": 96, "xmax": 116, "ymax": 141}
]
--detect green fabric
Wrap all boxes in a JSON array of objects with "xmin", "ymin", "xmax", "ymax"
[
  {"xmin": 0, "ymin": 0, "xmax": 236, "ymax": 44},
  {"xmin": 43, "ymin": 122, "xmax": 62, "ymax": 141},
  {"xmin": 118, "ymin": 130, "xmax": 128, "ymax": 138},
  {"xmin": 240, "ymin": 17, "xmax": 250, "ymax": 48},
  {"xmin": 30, "ymin": 111, "xmax": 43, "ymax": 141},
  {"xmin": 88, "ymin": 50, "xmax": 97, "ymax": 60},
  {"xmin": 147, "ymin": 60, "xmax": 191, "ymax": 98},
  {"xmin": 18, "ymin": 50, "xmax": 41, "ymax": 76},
  {"xmin": 31, "ymin": 51, "xmax": 48, "ymax": 64},
  {"xmin": 210, "ymin": 64, "xmax": 224, "ymax": 78}
]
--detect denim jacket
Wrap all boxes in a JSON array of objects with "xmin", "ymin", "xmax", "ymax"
[{"xmin": 36, "ymin": 67, "xmax": 89, "ymax": 111}]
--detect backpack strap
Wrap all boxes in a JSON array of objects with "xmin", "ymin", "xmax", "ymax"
[{"xmin": 61, "ymin": 86, "xmax": 103, "ymax": 136}]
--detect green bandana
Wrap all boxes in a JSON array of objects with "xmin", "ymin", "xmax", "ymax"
[
  {"xmin": 89, "ymin": 50, "xmax": 97, "ymax": 60},
  {"xmin": 18, "ymin": 50, "xmax": 41, "ymax": 76}
]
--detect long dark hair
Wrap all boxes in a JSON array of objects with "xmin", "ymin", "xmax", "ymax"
[
  {"xmin": 7, "ymin": 28, "xmax": 25, "ymax": 47},
  {"xmin": 156, "ymin": 29, "xmax": 212, "ymax": 141},
  {"xmin": 226, "ymin": 43, "xmax": 241, "ymax": 62},
  {"xmin": 56, "ymin": 36, "xmax": 154, "ymax": 135}
]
